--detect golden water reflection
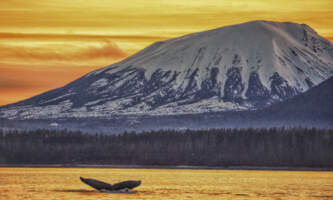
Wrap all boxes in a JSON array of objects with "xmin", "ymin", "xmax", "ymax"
[{"xmin": 0, "ymin": 168, "xmax": 332, "ymax": 200}]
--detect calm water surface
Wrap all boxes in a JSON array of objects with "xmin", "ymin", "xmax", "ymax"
[{"xmin": 0, "ymin": 168, "xmax": 332, "ymax": 200}]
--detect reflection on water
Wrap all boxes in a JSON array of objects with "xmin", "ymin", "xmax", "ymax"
[
  {"xmin": 0, "ymin": 168, "xmax": 332, "ymax": 200},
  {"xmin": 53, "ymin": 189, "xmax": 96, "ymax": 193}
]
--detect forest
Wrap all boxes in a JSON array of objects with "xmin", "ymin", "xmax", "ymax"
[{"xmin": 0, "ymin": 127, "xmax": 332, "ymax": 168}]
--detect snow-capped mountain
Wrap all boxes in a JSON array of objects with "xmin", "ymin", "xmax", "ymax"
[{"xmin": 1, "ymin": 20, "xmax": 333, "ymax": 120}]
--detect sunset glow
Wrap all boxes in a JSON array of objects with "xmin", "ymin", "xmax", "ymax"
[{"xmin": 1, "ymin": 0, "xmax": 333, "ymax": 105}]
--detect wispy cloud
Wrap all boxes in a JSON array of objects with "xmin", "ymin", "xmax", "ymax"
[
  {"xmin": 0, "ymin": 32, "xmax": 169, "ymax": 41},
  {"xmin": 0, "ymin": 77, "xmax": 39, "ymax": 89},
  {"xmin": 0, "ymin": 40, "xmax": 128, "ymax": 62}
]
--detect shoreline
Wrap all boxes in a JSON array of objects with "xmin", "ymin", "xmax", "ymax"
[{"xmin": 0, "ymin": 164, "xmax": 332, "ymax": 171}]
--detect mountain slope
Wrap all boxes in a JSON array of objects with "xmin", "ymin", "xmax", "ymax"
[
  {"xmin": 259, "ymin": 76, "xmax": 333, "ymax": 121},
  {"xmin": 1, "ymin": 77, "xmax": 331, "ymax": 133},
  {"xmin": 1, "ymin": 20, "xmax": 333, "ymax": 120},
  {"xmin": 126, "ymin": 76, "xmax": 333, "ymax": 130}
]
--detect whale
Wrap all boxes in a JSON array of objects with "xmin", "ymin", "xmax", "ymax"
[{"xmin": 80, "ymin": 177, "xmax": 141, "ymax": 193}]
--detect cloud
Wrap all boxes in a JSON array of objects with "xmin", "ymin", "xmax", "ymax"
[
  {"xmin": 0, "ymin": 78, "xmax": 38, "ymax": 89},
  {"xmin": 0, "ymin": 66, "xmax": 57, "ymax": 90},
  {"xmin": 0, "ymin": 40, "xmax": 128, "ymax": 62},
  {"xmin": 80, "ymin": 41, "xmax": 127, "ymax": 60},
  {"xmin": 0, "ymin": 32, "xmax": 169, "ymax": 41}
]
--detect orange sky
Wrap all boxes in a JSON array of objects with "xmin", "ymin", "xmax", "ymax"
[{"xmin": 1, "ymin": 0, "xmax": 333, "ymax": 106}]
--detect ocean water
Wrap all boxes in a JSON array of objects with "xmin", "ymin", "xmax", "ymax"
[{"xmin": 0, "ymin": 167, "xmax": 332, "ymax": 200}]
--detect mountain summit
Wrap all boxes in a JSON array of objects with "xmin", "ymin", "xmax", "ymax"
[{"xmin": 1, "ymin": 21, "xmax": 333, "ymax": 119}]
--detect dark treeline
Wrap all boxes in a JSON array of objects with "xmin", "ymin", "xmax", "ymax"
[{"xmin": 0, "ymin": 128, "xmax": 332, "ymax": 168}]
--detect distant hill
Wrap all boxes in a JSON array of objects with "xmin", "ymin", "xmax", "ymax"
[{"xmin": 257, "ymin": 76, "xmax": 333, "ymax": 123}]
